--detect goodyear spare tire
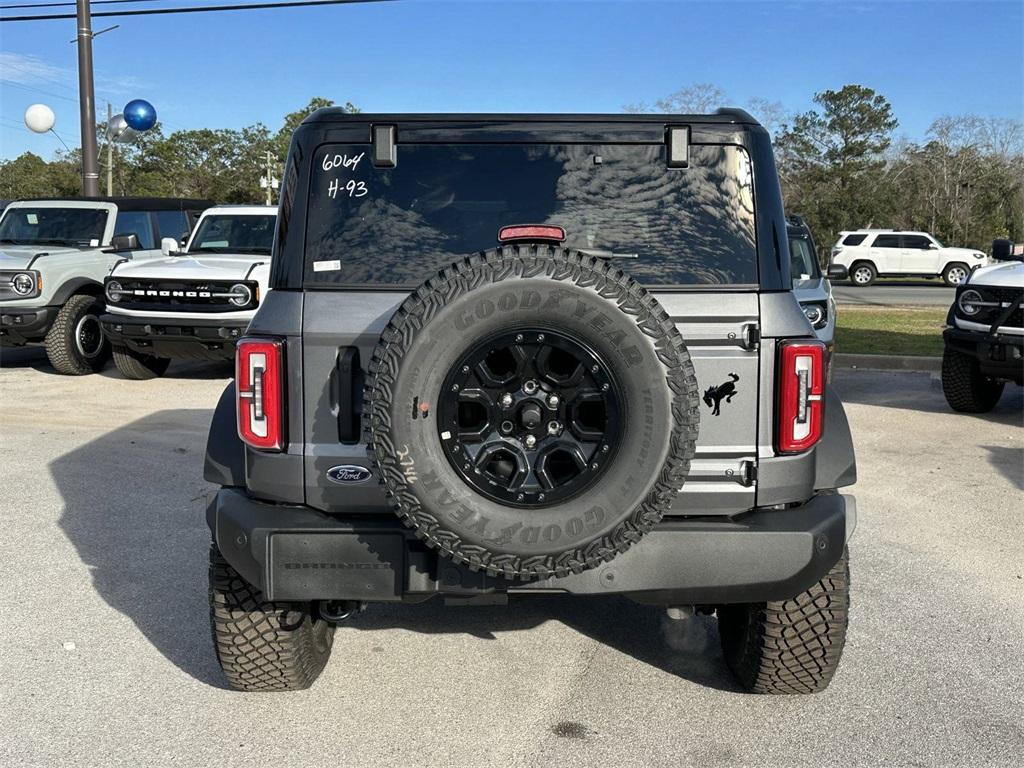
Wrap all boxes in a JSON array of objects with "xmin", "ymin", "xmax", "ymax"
[{"xmin": 366, "ymin": 245, "xmax": 700, "ymax": 580}]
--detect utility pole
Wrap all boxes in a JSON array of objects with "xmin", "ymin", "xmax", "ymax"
[
  {"xmin": 261, "ymin": 150, "xmax": 278, "ymax": 206},
  {"xmin": 75, "ymin": 0, "xmax": 100, "ymax": 196},
  {"xmin": 106, "ymin": 102, "xmax": 113, "ymax": 195}
]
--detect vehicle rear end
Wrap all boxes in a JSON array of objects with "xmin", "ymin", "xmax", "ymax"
[{"xmin": 205, "ymin": 112, "xmax": 857, "ymax": 693}]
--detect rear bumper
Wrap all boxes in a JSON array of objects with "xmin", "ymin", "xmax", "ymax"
[
  {"xmin": 208, "ymin": 488, "xmax": 855, "ymax": 605},
  {"xmin": 0, "ymin": 305, "xmax": 56, "ymax": 344},
  {"xmin": 100, "ymin": 314, "xmax": 248, "ymax": 361},
  {"xmin": 944, "ymin": 327, "xmax": 1024, "ymax": 383}
]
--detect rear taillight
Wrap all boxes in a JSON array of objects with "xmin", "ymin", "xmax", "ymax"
[
  {"xmin": 237, "ymin": 337, "xmax": 285, "ymax": 451},
  {"xmin": 776, "ymin": 340, "xmax": 825, "ymax": 454}
]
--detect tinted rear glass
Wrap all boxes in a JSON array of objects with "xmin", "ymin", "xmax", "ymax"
[
  {"xmin": 304, "ymin": 143, "xmax": 757, "ymax": 287},
  {"xmin": 842, "ymin": 233, "xmax": 867, "ymax": 246},
  {"xmin": 873, "ymin": 234, "xmax": 901, "ymax": 248}
]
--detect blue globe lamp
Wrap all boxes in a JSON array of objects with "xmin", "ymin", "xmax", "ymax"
[{"xmin": 123, "ymin": 99, "xmax": 157, "ymax": 132}]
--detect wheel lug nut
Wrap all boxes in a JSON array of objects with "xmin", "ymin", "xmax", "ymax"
[
  {"xmin": 546, "ymin": 394, "xmax": 560, "ymax": 408},
  {"xmin": 500, "ymin": 393, "xmax": 513, "ymax": 408},
  {"xmin": 537, "ymin": 334, "xmax": 545, "ymax": 342},
  {"xmin": 452, "ymin": 384, "xmax": 460, "ymax": 392},
  {"xmin": 523, "ymin": 380, "xmax": 539, "ymax": 394},
  {"xmin": 601, "ymin": 383, "xmax": 609, "ymax": 391},
  {"xmin": 515, "ymin": 334, "xmax": 524, "ymax": 343},
  {"xmin": 462, "ymin": 365, "xmax": 470, "ymax": 373},
  {"xmin": 591, "ymin": 365, "xmax": 599, "ymax": 373},
  {"xmin": 547, "ymin": 420, "xmax": 561, "ymax": 436},
  {"xmin": 538, "ymin": 493, "xmax": 545, "ymax": 501},
  {"xmin": 525, "ymin": 434, "xmax": 537, "ymax": 449},
  {"xmin": 601, "ymin": 445, "xmax": 609, "ymax": 453}
]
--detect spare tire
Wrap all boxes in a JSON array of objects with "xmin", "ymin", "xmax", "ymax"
[{"xmin": 366, "ymin": 245, "xmax": 699, "ymax": 579}]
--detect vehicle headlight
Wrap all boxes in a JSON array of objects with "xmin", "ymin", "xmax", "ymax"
[
  {"xmin": 228, "ymin": 283, "xmax": 253, "ymax": 307},
  {"xmin": 105, "ymin": 280, "xmax": 123, "ymax": 303},
  {"xmin": 802, "ymin": 303, "xmax": 827, "ymax": 329},
  {"xmin": 12, "ymin": 272, "xmax": 36, "ymax": 296},
  {"xmin": 958, "ymin": 289, "xmax": 984, "ymax": 316}
]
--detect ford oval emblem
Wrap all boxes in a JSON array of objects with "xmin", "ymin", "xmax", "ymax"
[{"xmin": 327, "ymin": 465, "xmax": 372, "ymax": 484}]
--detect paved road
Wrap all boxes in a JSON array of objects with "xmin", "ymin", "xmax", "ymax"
[
  {"xmin": 1, "ymin": 349, "xmax": 1022, "ymax": 767},
  {"xmin": 832, "ymin": 281, "xmax": 955, "ymax": 308}
]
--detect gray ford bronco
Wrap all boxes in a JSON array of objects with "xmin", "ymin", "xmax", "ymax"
[{"xmin": 204, "ymin": 111, "xmax": 858, "ymax": 694}]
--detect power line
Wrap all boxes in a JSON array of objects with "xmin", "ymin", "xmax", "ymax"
[
  {"xmin": 0, "ymin": 0, "xmax": 396, "ymax": 21},
  {"xmin": 0, "ymin": 0, "xmax": 167, "ymax": 10}
]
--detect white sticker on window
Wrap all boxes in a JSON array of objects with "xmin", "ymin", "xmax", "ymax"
[
  {"xmin": 313, "ymin": 259, "xmax": 341, "ymax": 272},
  {"xmin": 27, "ymin": 214, "xmax": 38, "ymax": 224},
  {"xmin": 90, "ymin": 239, "xmax": 99, "ymax": 247}
]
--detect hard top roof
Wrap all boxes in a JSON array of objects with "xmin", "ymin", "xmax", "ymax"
[
  {"xmin": 9, "ymin": 197, "xmax": 213, "ymax": 211},
  {"xmin": 303, "ymin": 108, "xmax": 760, "ymax": 126}
]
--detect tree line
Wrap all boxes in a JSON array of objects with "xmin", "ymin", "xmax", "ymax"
[{"xmin": 3, "ymin": 85, "xmax": 1022, "ymax": 259}]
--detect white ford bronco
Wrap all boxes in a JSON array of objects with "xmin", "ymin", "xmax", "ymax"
[
  {"xmin": 0, "ymin": 197, "xmax": 210, "ymax": 374},
  {"xmin": 101, "ymin": 205, "xmax": 276, "ymax": 379},
  {"xmin": 941, "ymin": 239, "xmax": 1023, "ymax": 412}
]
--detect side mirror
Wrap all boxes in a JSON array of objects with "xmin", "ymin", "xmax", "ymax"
[
  {"xmin": 826, "ymin": 264, "xmax": 848, "ymax": 281},
  {"xmin": 928, "ymin": 242, "xmax": 940, "ymax": 250},
  {"xmin": 161, "ymin": 237, "xmax": 181, "ymax": 256},
  {"xmin": 180, "ymin": 231, "xmax": 190, "ymax": 248},
  {"xmin": 110, "ymin": 233, "xmax": 141, "ymax": 252},
  {"xmin": 992, "ymin": 239, "xmax": 1022, "ymax": 261}
]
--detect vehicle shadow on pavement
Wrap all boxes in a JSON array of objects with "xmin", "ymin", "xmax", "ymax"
[
  {"xmin": 346, "ymin": 597, "xmax": 742, "ymax": 692},
  {"xmin": 0, "ymin": 345, "xmax": 232, "ymax": 380},
  {"xmin": 52, "ymin": 409, "xmax": 228, "ymax": 688},
  {"xmin": 981, "ymin": 445, "xmax": 1024, "ymax": 491},
  {"xmin": 52, "ymin": 409, "xmax": 741, "ymax": 692},
  {"xmin": 833, "ymin": 368, "xmax": 1024, "ymax": 424}
]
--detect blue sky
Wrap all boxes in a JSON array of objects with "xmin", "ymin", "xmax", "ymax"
[{"xmin": 1, "ymin": 0, "xmax": 1021, "ymax": 160}]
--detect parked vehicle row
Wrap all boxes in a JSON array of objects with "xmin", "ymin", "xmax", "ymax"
[{"xmin": 0, "ymin": 199, "xmax": 276, "ymax": 376}]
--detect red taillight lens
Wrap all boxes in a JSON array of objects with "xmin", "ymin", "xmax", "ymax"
[
  {"xmin": 236, "ymin": 337, "xmax": 285, "ymax": 451},
  {"xmin": 776, "ymin": 340, "xmax": 825, "ymax": 454},
  {"xmin": 498, "ymin": 224, "xmax": 566, "ymax": 244}
]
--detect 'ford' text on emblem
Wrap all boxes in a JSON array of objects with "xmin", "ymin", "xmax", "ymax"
[{"xmin": 327, "ymin": 465, "xmax": 372, "ymax": 484}]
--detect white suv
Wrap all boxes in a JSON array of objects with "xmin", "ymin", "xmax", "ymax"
[{"xmin": 830, "ymin": 230, "xmax": 989, "ymax": 287}]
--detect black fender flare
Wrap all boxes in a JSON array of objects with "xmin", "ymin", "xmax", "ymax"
[
  {"xmin": 52, "ymin": 277, "xmax": 103, "ymax": 305},
  {"xmin": 204, "ymin": 382, "xmax": 245, "ymax": 487},
  {"xmin": 814, "ymin": 389, "xmax": 857, "ymax": 489}
]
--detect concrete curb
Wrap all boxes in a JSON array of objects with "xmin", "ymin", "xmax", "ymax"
[{"xmin": 833, "ymin": 353, "xmax": 942, "ymax": 372}]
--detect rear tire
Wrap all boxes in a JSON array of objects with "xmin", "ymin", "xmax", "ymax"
[
  {"xmin": 718, "ymin": 548, "xmax": 850, "ymax": 694},
  {"xmin": 941, "ymin": 347, "xmax": 1004, "ymax": 413},
  {"xmin": 112, "ymin": 344, "xmax": 171, "ymax": 380},
  {"xmin": 44, "ymin": 294, "xmax": 109, "ymax": 375},
  {"xmin": 848, "ymin": 262, "xmax": 876, "ymax": 287},
  {"xmin": 209, "ymin": 542, "xmax": 334, "ymax": 692},
  {"xmin": 942, "ymin": 262, "xmax": 970, "ymax": 287}
]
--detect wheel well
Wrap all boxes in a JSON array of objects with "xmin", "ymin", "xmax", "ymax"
[
  {"xmin": 850, "ymin": 260, "xmax": 876, "ymax": 272},
  {"xmin": 53, "ymin": 278, "xmax": 103, "ymax": 304},
  {"xmin": 943, "ymin": 261, "xmax": 969, "ymax": 272}
]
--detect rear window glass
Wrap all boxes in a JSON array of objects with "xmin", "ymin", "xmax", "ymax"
[
  {"xmin": 842, "ymin": 234, "xmax": 867, "ymax": 246},
  {"xmin": 303, "ymin": 143, "xmax": 757, "ymax": 287}
]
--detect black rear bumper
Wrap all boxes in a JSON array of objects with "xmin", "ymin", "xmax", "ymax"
[
  {"xmin": 100, "ymin": 314, "xmax": 248, "ymax": 361},
  {"xmin": 207, "ymin": 488, "xmax": 855, "ymax": 605},
  {"xmin": 944, "ymin": 327, "xmax": 1024, "ymax": 383},
  {"xmin": 0, "ymin": 306, "xmax": 56, "ymax": 344}
]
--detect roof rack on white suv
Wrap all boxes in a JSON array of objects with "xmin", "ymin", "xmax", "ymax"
[{"xmin": 830, "ymin": 230, "xmax": 990, "ymax": 287}]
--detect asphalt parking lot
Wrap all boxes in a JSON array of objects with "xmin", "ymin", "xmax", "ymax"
[{"xmin": 1, "ymin": 348, "xmax": 1022, "ymax": 768}]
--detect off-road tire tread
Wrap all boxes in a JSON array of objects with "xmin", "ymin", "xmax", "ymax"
[
  {"xmin": 112, "ymin": 343, "xmax": 171, "ymax": 380},
  {"xmin": 941, "ymin": 347, "xmax": 1003, "ymax": 413},
  {"xmin": 44, "ymin": 293, "xmax": 107, "ymax": 375},
  {"xmin": 208, "ymin": 543, "xmax": 334, "ymax": 692},
  {"xmin": 719, "ymin": 548, "xmax": 850, "ymax": 694},
  {"xmin": 365, "ymin": 245, "xmax": 700, "ymax": 580}
]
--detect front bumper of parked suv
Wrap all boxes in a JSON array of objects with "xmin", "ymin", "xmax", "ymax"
[
  {"xmin": 100, "ymin": 313, "xmax": 249, "ymax": 361},
  {"xmin": 207, "ymin": 488, "xmax": 855, "ymax": 606},
  {"xmin": 0, "ymin": 305, "xmax": 57, "ymax": 345},
  {"xmin": 944, "ymin": 327, "xmax": 1024, "ymax": 383}
]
